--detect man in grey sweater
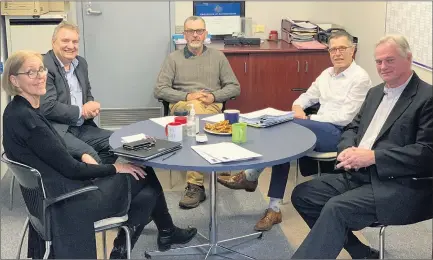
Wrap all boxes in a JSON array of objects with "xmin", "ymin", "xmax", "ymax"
[{"xmin": 154, "ymin": 16, "xmax": 240, "ymax": 209}]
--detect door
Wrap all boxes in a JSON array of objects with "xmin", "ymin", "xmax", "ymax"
[
  {"xmin": 225, "ymin": 54, "xmax": 251, "ymax": 112},
  {"xmin": 249, "ymin": 53, "xmax": 300, "ymax": 111},
  {"xmin": 79, "ymin": 1, "xmax": 172, "ymax": 129}
]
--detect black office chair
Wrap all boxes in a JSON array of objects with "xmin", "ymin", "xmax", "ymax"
[
  {"xmin": 1, "ymin": 152, "xmax": 132, "ymax": 259},
  {"xmin": 158, "ymin": 97, "xmax": 236, "ymax": 116},
  {"xmin": 369, "ymin": 176, "xmax": 433, "ymax": 259}
]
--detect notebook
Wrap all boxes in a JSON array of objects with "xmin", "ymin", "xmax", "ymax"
[{"xmin": 112, "ymin": 139, "xmax": 182, "ymax": 161}]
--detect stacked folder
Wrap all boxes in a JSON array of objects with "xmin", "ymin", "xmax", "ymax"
[{"xmin": 239, "ymin": 108, "xmax": 294, "ymax": 128}]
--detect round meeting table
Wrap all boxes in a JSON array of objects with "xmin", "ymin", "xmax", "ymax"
[{"xmin": 109, "ymin": 115, "xmax": 316, "ymax": 259}]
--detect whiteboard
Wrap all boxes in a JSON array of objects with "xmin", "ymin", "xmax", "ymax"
[{"xmin": 386, "ymin": 2, "xmax": 432, "ymax": 70}]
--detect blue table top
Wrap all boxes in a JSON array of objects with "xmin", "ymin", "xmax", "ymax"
[{"xmin": 109, "ymin": 116, "xmax": 316, "ymax": 172}]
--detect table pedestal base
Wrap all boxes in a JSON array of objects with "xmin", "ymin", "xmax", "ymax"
[{"xmin": 145, "ymin": 171, "xmax": 263, "ymax": 259}]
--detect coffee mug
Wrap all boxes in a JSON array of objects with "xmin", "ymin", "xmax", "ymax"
[
  {"xmin": 174, "ymin": 116, "xmax": 187, "ymax": 138},
  {"xmin": 165, "ymin": 122, "xmax": 183, "ymax": 142},
  {"xmin": 174, "ymin": 116, "xmax": 187, "ymax": 125},
  {"xmin": 232, "ymin": 122, "xmax": 247, "ymax": 144},
  {"xmin": 224, "ymin": 109, "xmax": 240, "ymax": 124}
]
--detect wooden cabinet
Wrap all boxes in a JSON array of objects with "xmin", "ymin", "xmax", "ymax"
[
  {"xmin": 223, "ymin": 41, "xmax": 331, "ymax": 112},
  {"xmin": 177, "ymin": 40, "xmax": 332, "ymax": 113}
]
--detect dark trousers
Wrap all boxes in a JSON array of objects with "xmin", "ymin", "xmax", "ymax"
[
  {"xmin": 267, "ymin": 119, "xmax": 342, "ymax": 199},
  {"xmin": 65, "ymin": 124, "xmax": 117, "ymax": 164},
  {"xmin": 290, "ymin": 173, "xmax": 378, "ymax": 259}
]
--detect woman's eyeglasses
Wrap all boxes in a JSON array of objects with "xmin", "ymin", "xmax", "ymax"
[{"xmin": 15, "ymin": 67, "xmax": 48, "ymax": 79}]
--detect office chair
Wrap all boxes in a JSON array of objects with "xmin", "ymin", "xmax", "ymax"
[
  {"xmin": 369, "ymin": 176, "xmax": 432, "ymax": 259},
  {"xmin": 1, "ymin": 152, "xmax": 132, "ymax": 259}
]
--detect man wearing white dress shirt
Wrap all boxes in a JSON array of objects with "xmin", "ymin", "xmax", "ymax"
[
  {"xmin": 291, "ymin": 34, "xmax": 433, "ymax": 259},
  {"xmin": 218, "ymin": 30, "xmax": 373, "ymax": 231}
]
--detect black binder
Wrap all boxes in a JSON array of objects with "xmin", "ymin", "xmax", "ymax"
[{"xmin": 112, "ymin": 139, "xmax": 182, "ymax": 161}]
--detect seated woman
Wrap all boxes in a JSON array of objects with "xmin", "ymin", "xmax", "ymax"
[{"xmin": 2, "ymin": 50, "xmax": 197, "ymax": 259}]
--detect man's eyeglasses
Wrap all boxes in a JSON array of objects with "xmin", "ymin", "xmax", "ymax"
[
  {"xmin": 328, "ymin": 46, "xmax": 352, "ymax": 54},
  {"xmin": 184, "ymin": 29, "xmax": 206, "ymax": 36},
  {"xmin": 15, "ymin": 67, "xmax": 48, "ymax": 79}
]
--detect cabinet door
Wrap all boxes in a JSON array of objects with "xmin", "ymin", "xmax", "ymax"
[
  {"xmin": 249, "ymin": 53, "xmax": 301, "ymax": 111},
  {"xmin": 299, "ymin": 52, "xmax": 332, "ymax": 89},
  {"xmin": 225, "ymin": 54, "xmax": 251, "ymax": 112}
]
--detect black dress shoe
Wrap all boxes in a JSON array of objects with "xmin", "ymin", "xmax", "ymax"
[
  {"xmin": 109, "ymin": 244, "xmax": 128, "ymax": 259},
  {"xmin": 157, "ymin": 226, "xmax": 197, "ymax": 251},
  {"xmin": 364, "ymin": 248, "xmax": 380, "ymax": 259}
]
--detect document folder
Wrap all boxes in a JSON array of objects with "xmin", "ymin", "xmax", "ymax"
[{"xmin": 112, "ymin": 139, "xmax": 182, "ymax": 161}]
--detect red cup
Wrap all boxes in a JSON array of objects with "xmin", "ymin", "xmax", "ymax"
[
  {"xmin": 165, "ymin": 122, "xmax": 182, "ymax": 136},
  {"xmin": 174, "ymin": 116, "xmax": 187, "ymax": 124}
]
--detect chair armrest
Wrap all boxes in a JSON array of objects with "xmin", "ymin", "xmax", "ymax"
[{"xmin": 45, "ymin": 185, "xmax": 98, "ymax": 207}]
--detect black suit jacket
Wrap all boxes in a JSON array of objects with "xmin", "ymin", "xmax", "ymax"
[
  {"xmin": 338, "ymin": 72, "xmax": 433, "ymax": 225},
  {"xmin": 40, "ymin": 50, "xmax": 96, "ymax": 136}
]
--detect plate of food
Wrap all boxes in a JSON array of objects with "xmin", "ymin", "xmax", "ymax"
[{"xmin": 204, "ymin": 120, "xmax": 232, "ymax": 135}]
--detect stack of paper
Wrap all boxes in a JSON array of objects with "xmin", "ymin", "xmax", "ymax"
[
  {"xmin": 191, "ymin": 142, "xmax": 262, "ymax": 164},
  {"xmin": 286, "ymin": 18, "xmax": 317, "ymax": 42},
  {"xmin": 239, "ymin": 107, "xmax": 294, "ymax": 128}
]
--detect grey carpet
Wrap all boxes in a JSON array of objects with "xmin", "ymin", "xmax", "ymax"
[{"xmin": 1, "ymin": 170, "xmax": 292, "ymax": 259}]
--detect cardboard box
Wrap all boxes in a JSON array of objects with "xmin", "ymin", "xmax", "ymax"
[
  {"xmin": 1, "ymin": 1, "xmax": 49, "ymax": 16},
  {"xmin": 48, "ymin": 1, "xmax": 69, "ymax": 12}
]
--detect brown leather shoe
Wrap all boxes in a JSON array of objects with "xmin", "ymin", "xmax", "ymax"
[
  {"xmin": 254, "ymin": 209, "xmax": 282, "ymax": 231},
  {"xmin": 217, "ymin": 171, "xmax": 258, "ymax": 192}
]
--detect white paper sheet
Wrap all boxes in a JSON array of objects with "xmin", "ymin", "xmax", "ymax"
[
  {"xmin": 121, "ymin": 133, "xmax": 147, "ymax": 143},
  {"xmin": 150, "ymin": 116, "xmax": 176, "ymax": 127},
  {"xmin": 201, "ymin": 113, "xmax": 225, "ymax": 123},
  {"xmin": 240, "ymin": 107, "xmax": 292, "ymax": 119},
  {"xmin": 191, "ymin": 142, "xmax": 262, "ymax": 164}
]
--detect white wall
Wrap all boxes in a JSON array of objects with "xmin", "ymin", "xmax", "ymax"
[{"xmin": 174, "ymin": 1, "xmax": 432, "ymax": 86}]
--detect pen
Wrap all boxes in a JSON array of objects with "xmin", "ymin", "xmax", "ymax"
[{"xmin": 162, "ymin": 152, "xmax": 177, "ymax": 161}]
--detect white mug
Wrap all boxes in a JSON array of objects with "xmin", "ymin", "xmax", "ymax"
[{"xmin": 166, "ymin": 122, "xmax": 183, "ymax": 142}]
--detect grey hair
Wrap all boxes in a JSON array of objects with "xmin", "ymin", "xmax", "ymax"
[
  {"xmin": 184, "ymin": 16, "xmax": 206, "ymax": 28},
  {"xmin": 328, "ymin": 30, "xmax": 354, "ymax": 45},
  {"xmin": 376, "ymin": 34, "xmax": 412, "ymax": 58},
  {"xmin": 52, "ymin": 20, "xmax": 80, "ymax": 41}
]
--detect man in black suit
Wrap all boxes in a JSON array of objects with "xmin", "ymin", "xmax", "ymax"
[
  {"xmin": 41, "ymin": 21, "xmax": 116, "ymax": 164},
  {"xmin": 291, "ymin": 34, "xmax": 433, "ymax": 259}
]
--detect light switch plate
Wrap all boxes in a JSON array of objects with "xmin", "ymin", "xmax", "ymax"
[{"xmin": 175, "ymin": 25, "xmax": 184, "ymax": 34}]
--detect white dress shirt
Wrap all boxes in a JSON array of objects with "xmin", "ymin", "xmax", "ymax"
[
  {"xmin": 358, "ymin": 74, "xmax": 413, "ymax": 150},
  {"xmin": 293, "ymin": 61, "xmax": 373, "ymax": 126}
]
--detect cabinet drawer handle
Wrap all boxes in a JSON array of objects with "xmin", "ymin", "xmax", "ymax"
[
  {"xmin": 291, "ymin": 88, "xmax": 307, "ymax": 92},
  {"xmin": 305, "ymin": 61, "xmax": 309, "ymax": 73},
  {"xmin": 297, "ymin": 60, "xmax": 300, "ymax": 73},
  {"xmin": 244, "ymin": 62, "xmax": 247, "ymax": 73}
]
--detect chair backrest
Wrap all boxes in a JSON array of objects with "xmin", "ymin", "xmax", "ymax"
[{"xmin": 1, "ymin": 152, "xmax": 51, "ymax": 240}]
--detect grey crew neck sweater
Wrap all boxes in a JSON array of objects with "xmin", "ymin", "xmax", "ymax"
[{"xmin": 154, "ymin": 47, "xmax": 240, "ymax": 103}]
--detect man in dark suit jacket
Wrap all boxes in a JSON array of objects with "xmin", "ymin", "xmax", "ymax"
[
  {"xmin": 290, "ymin": 35, "xmax": 433, "ymax": 259},
  {"xmin": 41, "ymin": 21, "xmax": 116, "ymax": 164}
]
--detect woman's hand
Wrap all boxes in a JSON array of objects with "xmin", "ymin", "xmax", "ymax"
[
  {"xmin": 113, "ymin": 163, "xmax": 147, "ymax": 180},
  {"xmin": 81, "ymin": 153, "xmax": 98, "ymax": 165}
]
